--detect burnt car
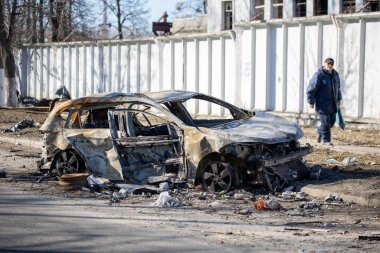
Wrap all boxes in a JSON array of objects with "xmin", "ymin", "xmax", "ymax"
[{"xmin": 39, "ymin": 91, "xmax": 312, "ymax": 192}]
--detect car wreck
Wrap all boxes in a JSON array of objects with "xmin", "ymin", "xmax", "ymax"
[{"xmin": 39, "ymin": 91, "xmax": 313, "ymax": 193}]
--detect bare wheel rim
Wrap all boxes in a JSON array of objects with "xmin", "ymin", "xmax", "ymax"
[
  {"xmin": 202, "ymin": 162, "xmax": 233, "ymax": 193},
  {"xmin": 55, "ymin": 150, "xmax": 80, "ymax": 176}
]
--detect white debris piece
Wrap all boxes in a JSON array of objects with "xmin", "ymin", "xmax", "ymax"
[
  {"xmin": 87, "ymin": 175, "xmax": 106, "ymax": 187},
  {"xmin": 325, "ymin": 194, "xmax": 342, "ymax": 202},
  {"xmin": 234, "ymin": 192, "xmax": 252, "ymax": 200},
  {"xmin": 296, "ymin": 192, "xmax": 306, "ymax": 199},
  {"xmin": 342, "ymin": 157, "xmax": 358, "ymax": 165},
  {"xmin": 282, "ymin": 191, "xmax": 295, "ymax": 199},
  {"xmin": 153, "ymin": 191, "xmax": 181, "ymax": 207},
  {"xmin": 265, "ymin": 199, "xmax": 281, "ymax": 210},
  {"xmin": 112, "ymin": 188, "xmax": 128, "ymax": 199}
]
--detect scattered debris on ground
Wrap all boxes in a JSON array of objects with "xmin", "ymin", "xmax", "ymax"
[
  {"xmin": 19, "ymin": 97, "xmax": 52, "ymax": 107},
  {"xmin": 0, "ymin": 168, "xmax": 6, "ymax": 178},
  {"xmin": 3, "ymin": 119, "xmax": 38, "ymax": 133},
  {"xmin": 153, "ymin": 191, "xmax": 181, "ymax": 207},
  {"xmin": 358, "ymin": 235, "xmax": 380, "ymax": 241}
]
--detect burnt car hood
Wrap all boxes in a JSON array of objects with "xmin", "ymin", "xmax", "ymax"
[{"xmin": 208, "ymin": 112, "xmax": 304, "ymax": 146}]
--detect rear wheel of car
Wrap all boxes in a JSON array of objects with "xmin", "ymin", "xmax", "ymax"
[
  {"xmin": 55, "ymin": 150, "xmax": 84, "ymax": 176},
  {"xmin": 202, "ymin": 161, "xmax": 234, "ymax": 193}
]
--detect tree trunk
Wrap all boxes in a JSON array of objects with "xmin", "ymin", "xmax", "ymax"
[
  {"xmin": 38, "ymin": 0, "xmax": 45, "ymax": 43},
  {"xmin": 4, "ymin": 51, "xmax": 18, "ymax": 107},
  {"xmin": 0, "ymin": 50, "xmax": 4, "ymax": 106},
  {"xmin": 116, "ymin": 0, "xmax": 123, "ymax": 39},
  {"xmin": 67, "ymin": 0, "xmax": 72, "ymax": 39},
  {"xmin": 32, "ymin": 0, "xmax": 38, "ymax": 43},
  {"xmin": 49, "ymin": 0, "xmax": 60, "ymax": 42},
  {"xmin": 0, "ymin": 0, "xmax": 18, "ymax": 107}
]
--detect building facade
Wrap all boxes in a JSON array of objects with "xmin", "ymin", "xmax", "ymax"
[{"xmin": 208, "ymin": 0, "xmax": 379, "ymax": 33}]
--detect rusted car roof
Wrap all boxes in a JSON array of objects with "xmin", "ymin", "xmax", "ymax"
[
  {"xmin": 40, "ymin": 91, "xmax": 200, "ymax": 132},
  {"xmin": 51, "ymin": 90, "xmax": 199, "ymax": 114}
]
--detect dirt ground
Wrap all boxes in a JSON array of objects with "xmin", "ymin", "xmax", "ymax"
[{"xmin": 302, "ymin": 126, "xmax": 380, "ymax": 147}]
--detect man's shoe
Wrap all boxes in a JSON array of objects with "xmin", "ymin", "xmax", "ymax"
[
  {"xmin": 317, "ymin": 135, "xmax": 321, "ymax": 143},
  {"xmin": 322, "ymin": 142, "xmax": 333, "ymax": 146}
]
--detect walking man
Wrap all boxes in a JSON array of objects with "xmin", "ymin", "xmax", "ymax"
[{"xmin": 307, "ymin": 58, "xmax": 342, "ymax": 146}]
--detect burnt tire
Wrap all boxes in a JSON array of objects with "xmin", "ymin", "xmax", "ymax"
[
  {"xmin": 55, "ymin": 150, "xmax": 85, "ymax": 176},
  {"xmin": 201, "ymin": 161, "xmax": 235, "ymax": 193}
]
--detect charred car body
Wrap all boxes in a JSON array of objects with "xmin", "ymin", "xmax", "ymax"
[{"xmin": 39, "ymin": 91, "xmax": 312, "ymax": 192}]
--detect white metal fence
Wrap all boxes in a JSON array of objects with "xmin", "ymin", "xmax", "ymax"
[{"xmin": 14, "ymin": 13, "xmax": 380, "ymax": 123}]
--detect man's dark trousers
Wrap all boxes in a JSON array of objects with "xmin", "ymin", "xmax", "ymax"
[{"xmin": 318, "ymin": 113, "xmax": 336, "ymax": 143}]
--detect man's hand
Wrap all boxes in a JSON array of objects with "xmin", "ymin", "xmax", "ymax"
[
  {"xmin": 337, "ymin": 100, "xmax": 341, "ymax": 107},
  {"xmin": 309, "ymin": 104, "xmax": 315, "ymax": 109}
]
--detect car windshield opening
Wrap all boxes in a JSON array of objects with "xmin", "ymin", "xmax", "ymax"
[{"xmin": 164, "ymin": 96, "xmax": 250, "ymax": 128}]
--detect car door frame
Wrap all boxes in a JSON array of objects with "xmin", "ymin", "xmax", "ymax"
[{"xmin": 108, "ymin": 107, "xmax": 186, "ymax": 183}]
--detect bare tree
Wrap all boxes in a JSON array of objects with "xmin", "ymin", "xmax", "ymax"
[
  {"xmin": 48, "ymin": 0, "xmax": 97, "ymax": 42},
  {"xmin": 174, "ymin": 0, "xmax": 207, "ymax": 18},
  {"xmin": 21, "ymin": 0, "xmax": 45, "ymax": 43},
  {"xmin": 0, "ymin": 0, "xmax": 19, "ymax": 106},
  {"xmin": 38, "ymin": 0, "xmax": 45, "ymax": 42},
  {"xmin": 49, "ymin": 0, "xmax": 65, "ymax": 41},
  {"xmin": 106, "ymin": 0, "xmax": 150, "ymax": 39}
]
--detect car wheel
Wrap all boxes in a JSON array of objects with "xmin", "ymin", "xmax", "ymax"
[
  {"xmin": 202, "ymin": 161, "xmax": 234, "ymax": 193},
  {"xmin": 55, "ymin": 150, "xmax": 83, "ymax": 176}
]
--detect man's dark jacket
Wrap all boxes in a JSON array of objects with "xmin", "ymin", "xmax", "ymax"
[{"xmin": 307, "ymin": 67, "xmax": 342, "ymax": 114}]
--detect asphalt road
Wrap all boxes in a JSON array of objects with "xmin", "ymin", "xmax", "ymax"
[{"xmin": 0, "ymin": 185, "xmax": 240, "ymax": 253}]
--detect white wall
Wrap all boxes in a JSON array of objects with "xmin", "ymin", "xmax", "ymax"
[
  {"xmin": 19, "ymin": 14, "xmax": 380, "ymax": 123},
  {"xmin": 363, "ymin": 20, "xmax": 380, "ymax": 119},
  {"xmin": 234, "ymin": 0, "xmax": 251, "ymax": 23},
  {"xmin": 208, "ymin": 0, "xmax": 223, "ymax": 33}
]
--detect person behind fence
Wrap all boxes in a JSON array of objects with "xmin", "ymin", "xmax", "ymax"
[
  {"xmin": 158, "ymin": 11, "xmax": 168, "ymax": 23},
  {"xmin": 306, "ymin": 57, "xmax": 342, "ymax": 146}
]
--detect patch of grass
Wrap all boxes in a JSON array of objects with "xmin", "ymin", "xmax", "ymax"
[
  {"xmin": 305, "ymin": 148, "xmax": 380, "ymax": 166},
  {"xmin": 302, "ymin": 126, "xmax": 380, "ymax": 147}
]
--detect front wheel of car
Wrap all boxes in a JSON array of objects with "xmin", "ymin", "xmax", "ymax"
[
  {"xmin": 202, "ymin": 161, "xmax": 234, "ymax": 193},
  {"xmin": 55, "ymin": 150, "xmax": 84, "ymax": 176}
]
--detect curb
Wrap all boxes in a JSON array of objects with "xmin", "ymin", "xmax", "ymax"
[
  {"xmin": 0, "ymin": 136, "xmax": 43, "ymax": 149},
  {"xmin": 301, "ymin": 184, "xmax": 380, "ymax": 207}
]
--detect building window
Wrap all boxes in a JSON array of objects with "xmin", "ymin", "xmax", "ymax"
[
  {"xmin": 223, "ymin": 1, "xmax": 233, "ymax": 30},
  {"xmin": 273, "ymin": 0, "xmax": 283, "ymax": 19},
  {"xmin": 314, "ymin": 0, "xmax": 328, "ymax": 16},
  {"xmin": 343, "ymin": 0, "xmax": 356, "ymax": 13},
  {"xmin": 296, "ymin": 0, "xmax": 307, "ymax": 17},
  {"xmin": 362, "ymin": 0, "xmax": 380, "ymax": 12},
  {"xmin": 251, "ymin": 0, "xmax": 265, "ymax": 20}
]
